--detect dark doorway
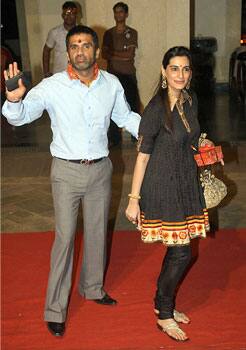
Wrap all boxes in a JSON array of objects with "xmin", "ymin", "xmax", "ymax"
[
  {"xmin": 1, "ymin": 0, "xmax": 22, "ymax": 67},
  {"xmin": 242, "ymin": 0, "xmax": 246, "ymax": 44}
]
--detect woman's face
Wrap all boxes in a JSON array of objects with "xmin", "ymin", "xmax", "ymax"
[{"xmin": 162, "ymin": 55, "xmax": 191, "ymax": 93}]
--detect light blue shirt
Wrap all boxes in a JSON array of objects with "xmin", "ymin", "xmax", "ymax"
[{"xmin": 2, "ymin": 70, "xmax": 141, "ymax": 159}]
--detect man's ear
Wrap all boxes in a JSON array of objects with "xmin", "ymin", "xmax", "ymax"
[{"xmin": 67, "ymin": 52, "xmax": 70, "ymax": 63}]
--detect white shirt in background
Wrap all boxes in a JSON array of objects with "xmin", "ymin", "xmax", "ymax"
[{"xmin": 45, "ymin": 24, "xmax": 68, "ymax": 74}]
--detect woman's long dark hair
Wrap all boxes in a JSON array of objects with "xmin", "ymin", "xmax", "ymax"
[{"xmin": 155, "ymin": 46, "xmax": 192, "ymax": 132}]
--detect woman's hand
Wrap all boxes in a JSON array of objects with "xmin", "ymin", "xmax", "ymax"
[
  {"xmin": 125, "ymin": 199, "xmax": 141, "ymax": 230},
  {"xmin": 200, "ymin": 138, "xmax": 224, "ymax": 166},
  {"xmin": 200, "ymin": 138, "xmax": 214, "ymax": 147}
]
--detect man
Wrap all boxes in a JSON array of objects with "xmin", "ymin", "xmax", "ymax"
[
  {"xmin": 42, "ymin": 1, "xmax": 77, "ymax": 77},
  {"xmin": 102, "ymin": 2, "xmax": 139, "ymax": 146},
  {"xmin": 3, "ymin": 25, "xmax": 140, "ymax": 337}
]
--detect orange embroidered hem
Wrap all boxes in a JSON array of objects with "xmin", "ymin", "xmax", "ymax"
[{"xmin": 140, "ymin": 209, "xmax": 209, "ymax": 246}]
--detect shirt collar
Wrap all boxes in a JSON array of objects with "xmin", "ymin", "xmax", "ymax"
[
  {"xmin": 179, "ymin": 89, "xmax": 192, "ymax": 106},
  {"xmin": 67, "ymin": 63, "xmax": 99, "ymax": 86}
]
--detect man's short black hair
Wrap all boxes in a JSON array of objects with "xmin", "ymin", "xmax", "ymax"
[
  {"xmin": 62, "ymin": 1, "xmax": 77, "ymax": 10},
  {"xmin": 113, "ymin": 2, "xmax": 128, "ymax": 13},
  {"xmin": 66, "ymin": 25, "xmax": 99, "ymax": 50}
]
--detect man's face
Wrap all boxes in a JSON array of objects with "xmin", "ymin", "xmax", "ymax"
[
  {"xmin": 62, "ymin": 7, "xmax": 77, "ymax": 26},
  {"xmin": 113, "ymin": 6, "xmax": 128, "ymax": 23},
  {"xmin": 67, "ymin": 33, "xmax": 99, "ymax": 72}
]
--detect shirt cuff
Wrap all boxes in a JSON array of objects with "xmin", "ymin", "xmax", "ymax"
[{"xmin": 5, "ymin": 99, "xmax": 22, "ymax": 111}]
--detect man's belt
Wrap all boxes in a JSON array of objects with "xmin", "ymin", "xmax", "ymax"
[{"xmin": 56, "ymin": 157, "xmax": 105, "ymax": 165}]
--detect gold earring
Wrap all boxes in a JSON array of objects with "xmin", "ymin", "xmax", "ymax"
[
  {"xmin": 162, "ymin": 75, "xmax": 167, "ymax": 89},
  {"xmin": 186, "ymin": 78, "xmax": 191, "ymax": 90}
]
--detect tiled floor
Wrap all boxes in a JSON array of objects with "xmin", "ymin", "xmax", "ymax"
[{"xmin": 1, "ymin": 91, "xmax": 246, "ymax": 233}]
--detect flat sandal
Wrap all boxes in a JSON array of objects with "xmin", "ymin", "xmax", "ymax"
[
  {"xmin": 157, "ymin": 320, "xmax": 189, "ymax": 342},
  {"xmin": 173, "ymin": 309, "xmax": 190, "ymax": 324}
]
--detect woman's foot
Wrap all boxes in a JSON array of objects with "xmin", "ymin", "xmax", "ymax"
[
  {"xmin": 173, "ymin": 309, "xmax": 190, "ymax": 324},
  {"xmin": 157, "ymin": 318, "xmax": 189, "ymax": 342},
  {"xmin": 154, "ymin": 309, "xmax": 190, "ymax": 324}
]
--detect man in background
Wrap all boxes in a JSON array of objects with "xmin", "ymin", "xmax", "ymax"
[
  {"xmin": 42, "ymin": 1, "xmax": 78, "ymax": 77},
  {"xmin": 102, "ymin": 2, "xmax": 140, "ymax": 146}
]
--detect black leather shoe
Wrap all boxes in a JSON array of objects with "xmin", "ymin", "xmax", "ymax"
[
  {"xmin": 94, "ymin": 293, "xmax": 117, "ymax": 306},
  {"xmin": 47, "ymin": 321, "xmax": 65, "ymax": 337}
]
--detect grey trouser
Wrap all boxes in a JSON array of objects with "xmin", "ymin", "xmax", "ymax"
[{"xmin": 44, "ymin": 157, "xmax": 112, "ymax": 322}]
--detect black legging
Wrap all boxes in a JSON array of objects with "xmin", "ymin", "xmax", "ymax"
[{"xmin": 155, "ymin": 245, "xmax": 192, "ymax": 320}]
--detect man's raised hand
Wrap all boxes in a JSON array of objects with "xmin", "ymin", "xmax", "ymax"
[{"xmin": 4, "ymin": 62, "xmax": 26, "ymax": 102}]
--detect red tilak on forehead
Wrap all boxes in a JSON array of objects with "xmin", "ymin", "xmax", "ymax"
[{"xmin": 78, "ymin": 40, "xmax": 82, "ymax": 43}]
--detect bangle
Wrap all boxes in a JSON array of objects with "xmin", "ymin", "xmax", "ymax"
[{"xmin": 128, "ymin": 193, "xmax": 141, "ymax": 200}]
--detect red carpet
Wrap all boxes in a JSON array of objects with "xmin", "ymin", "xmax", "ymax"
[{"xmin": 2, "ymin": 229, "xmax": 246, "ymax": 350}]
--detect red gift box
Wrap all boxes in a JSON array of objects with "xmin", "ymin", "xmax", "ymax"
[{"xmin": 194, "ymin": 145, "xmax": 223, "ymax": 167}]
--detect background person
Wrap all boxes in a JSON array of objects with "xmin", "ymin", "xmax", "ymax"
[
  {"xmin": 42, "ymin": 1, "xmax": 78, "ymax": 77},
  {"xmin": 3, "ymin": 25, "xmax": 140, "ymax": 338},
  {"xmin": 102, "ymin": 1, "xmax": 140, "ymax": 146},
  {"xmin": 125, "ymin": 46, "xmax": 215, "ymax": 342}
]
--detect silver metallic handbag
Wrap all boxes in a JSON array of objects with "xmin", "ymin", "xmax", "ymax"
[{"xmin": 200, "ymin": 169, "xmax": 227, "ymax": 209}]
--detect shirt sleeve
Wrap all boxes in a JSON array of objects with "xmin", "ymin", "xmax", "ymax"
[
  {"xmin": 110, "ymin": 78, "xmax": 141, "ymax": 138},
  {"xmin": 2, "ymin": 81, "xmax": 48, "ymax": 126},
  {"xmin": 45, "ymin": 28, "xmax": 56, "ymax": 49},
  {"xmin": 129, "ymin": 29, "xmax": 138, "ymax": 49},
  {"xmin": 138, "ymin": 98, "xmax": 161, "ymax": 154}
]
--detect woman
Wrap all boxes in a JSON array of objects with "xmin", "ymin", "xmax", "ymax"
[{"xmin": 125, "ymin": 46, "xmax": 212, "ymax": 341}]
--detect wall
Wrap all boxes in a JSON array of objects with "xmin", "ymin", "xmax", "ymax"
[
  {"xmin": 85, "ymin": 0, "xmax": 190, "ymax": 107},
  {"xmin": 21, "ymin": 0, "xmax": 85, "ymax": 84},
  {"xmin": 195, "ymin": 0, "xmax": 241, "ymax": 83},
  {"xmin": 18, "ymin": 0, "xmax": 190, "ymax": 106}
]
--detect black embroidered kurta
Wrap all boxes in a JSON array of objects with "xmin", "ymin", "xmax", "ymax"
[{"xmin": 138, "ymin": 91, "xmax": 209, "ymax": 246}]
